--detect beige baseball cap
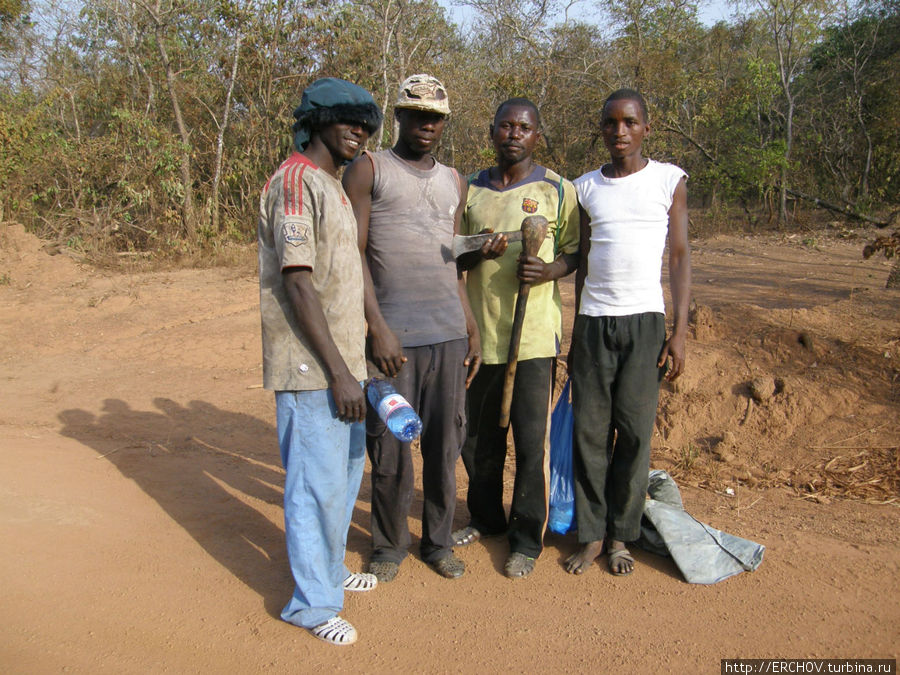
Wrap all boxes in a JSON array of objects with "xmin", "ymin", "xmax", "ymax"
[{"xmin": 395, "ymin": 74, "xmax": 450, "ymax": 116}]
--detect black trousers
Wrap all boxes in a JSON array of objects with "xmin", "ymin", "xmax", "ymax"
[
  {"xmin": 367, "ymin": 338, "xmax": 467, "ymax": 564},
  {"xmin": 571, "ymin": 313, "xmax": 665, "ymax": 543},
  {"xmin": 460, "ymin": 358, "xmax": 553, "ymax": 559}
]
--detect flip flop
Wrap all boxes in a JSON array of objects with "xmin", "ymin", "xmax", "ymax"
[
  {"xmin": 608, "ymin": 548, "xmax": 635, "ymax": 576},
  {"xmin": 309, "ymin": 616, "xmax": 357, "ymax": 645},
  {"xmin": 342, "ymin": 572, "xmax": 377, "ymax": 592}
]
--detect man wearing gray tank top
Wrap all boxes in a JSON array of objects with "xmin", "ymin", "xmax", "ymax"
[{"xmin": 343, "ymin": 74, "xmax": 481, "ymax": 582}]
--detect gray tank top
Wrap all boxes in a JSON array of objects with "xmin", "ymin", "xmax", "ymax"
[{"xmin": 366, "ymin": 149, "xmax": 467, "ymax": 347}]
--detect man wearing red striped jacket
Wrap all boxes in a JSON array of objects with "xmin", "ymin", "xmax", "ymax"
[{"xmin": 257, "ymin": 78, "xmax": 382, "ymax": 646}]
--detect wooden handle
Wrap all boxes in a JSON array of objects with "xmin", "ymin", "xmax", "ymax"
[{"xmin": 499, "ymin": 215, "xmax": 548, "ymax": 427}]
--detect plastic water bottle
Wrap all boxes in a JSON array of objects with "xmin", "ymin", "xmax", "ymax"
[{"xmin": 367, "ymin": 378, "xmax": 423, "ymax": 442}]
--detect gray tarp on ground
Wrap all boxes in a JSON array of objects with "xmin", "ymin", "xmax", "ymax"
[{"xmin": 637, "ymin": 470, "xmax": 765, "ymax": 585}]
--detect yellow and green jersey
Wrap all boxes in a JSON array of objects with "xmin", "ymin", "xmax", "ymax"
[{"xmin": 462, "ymin": 165, "xmax": 579, "ymax": 364}]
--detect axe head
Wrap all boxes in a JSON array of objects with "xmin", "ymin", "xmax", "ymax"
[{"xmin": 450, "ymin": 229, "xmax": 523, "ymax": 258}]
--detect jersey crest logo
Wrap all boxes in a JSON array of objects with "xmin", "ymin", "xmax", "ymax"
[
  {"xmin": 521, "ymin": 198, "xmax": 538, "ymax": 214},
  {"xmin": 284, "ymin": 222, "xmax": 309, "ymax": 247}
]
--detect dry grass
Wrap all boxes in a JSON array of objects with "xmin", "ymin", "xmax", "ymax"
[{"xmin": 798, "ymin": 446, "xmax": 900, "ymax": 505}]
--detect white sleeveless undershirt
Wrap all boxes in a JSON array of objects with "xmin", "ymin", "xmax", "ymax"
[{"xmin": 574, "ymin": 159, "xmax": 686, "ymax": 317}]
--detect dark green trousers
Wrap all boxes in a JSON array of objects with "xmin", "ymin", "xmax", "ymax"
[{"xmin": 571, "ymin": 313, "xmax": 665, "ymax": 543}]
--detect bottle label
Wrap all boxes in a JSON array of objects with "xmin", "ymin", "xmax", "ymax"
[{"xmin": 377, "ymin": 395, "xmax": 412, "ymax": 421}]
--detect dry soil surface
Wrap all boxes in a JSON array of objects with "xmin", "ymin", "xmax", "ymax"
[{"xmin": 1, "ymin": 222, "xmax": 898, "ymax": 673}]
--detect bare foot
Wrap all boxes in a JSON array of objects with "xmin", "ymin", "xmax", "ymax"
[
  {"xmin": 564, "ymin": 540, "xmax": 604, "ymax": 574},
  {"xmin": 607, "ymin": 539, "xmax": 634, "ymax": 576}
]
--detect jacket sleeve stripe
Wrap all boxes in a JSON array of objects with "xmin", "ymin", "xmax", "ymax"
[{"xmin": 282, "ymin": 162, "xmax": 308, "ymax": 216}]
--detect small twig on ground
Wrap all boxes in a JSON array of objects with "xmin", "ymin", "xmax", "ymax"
[
  {"xmin": 735, "ymin": 496, "xmax": 764, "ymax": 516},
  {"xmin": 813, "ymin": 445, "xmax": 898, "ymax": 450},
  {"xmin": 95, "ymin": 444, "xmax": 142, "ymax": 459},
  {"xmin": 740, "ymin": 398, "xmax": 753, "ymax": 426},
  {"xmin": 190, "ymin": 436, "xmax": 278, "ymax": 470},
  {"xmin": 820, "ymin": 422, "xmax": 889, "ymax": 448},
  {"xmin": 824, "ymin": 455, "xmax": 846, "ymax": 471},
  {"xmin": 734, "ymin": 345, "xmax": 754, "ymax": 377}
]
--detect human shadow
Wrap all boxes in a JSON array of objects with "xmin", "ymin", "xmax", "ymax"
[{"xmin": 59, "ymin": 397, "xmax": 373, "ymax": 619}]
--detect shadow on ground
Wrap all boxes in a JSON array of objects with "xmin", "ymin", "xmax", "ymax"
[{"xmin": 58, "ymin": 397, "xmax": 381, "ymax": 619}]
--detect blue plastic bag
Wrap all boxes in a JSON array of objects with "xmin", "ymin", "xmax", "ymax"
[{"xmin": 548, "ymin": 378, "xmax": 576, "ymax": 535}]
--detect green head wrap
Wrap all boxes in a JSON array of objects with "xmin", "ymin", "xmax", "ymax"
[{"xmin": 292, "ymin": 78, "xmax": 383, "ymax": 156}]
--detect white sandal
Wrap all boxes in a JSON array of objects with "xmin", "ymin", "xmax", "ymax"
[
  {"xmin": 342, "ymin": 572, "xmax": 378, "ymax": 592},
  {"xmin": 309, "ymin": 616, "xmax": 358, "ymax": 645}
]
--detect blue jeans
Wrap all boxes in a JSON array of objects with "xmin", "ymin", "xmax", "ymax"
[{"xmin": 276, "ymin": 388, "xmax": 365, "ymax": 629}]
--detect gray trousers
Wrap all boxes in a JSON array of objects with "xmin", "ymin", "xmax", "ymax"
[
  {"xmin": 366, "ymin": 338, "xmax": 467, "ymax": 564},
  {"xmin": 571, "ymin": 313, "xmax": 665, "ymax": 543}
]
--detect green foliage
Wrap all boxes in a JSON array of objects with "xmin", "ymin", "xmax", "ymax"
[
  {"xmin": 0, "ymin": 88, "xmax": 56, "ymax": 214},
  {"xmin": 0, "ymin": 0, "xmax": 897, "ymax": 258},
  {"xmin": 0, "ymin": 0, "xmax": 28, "ymax": 51},
  {"xmin": 0, "ymin": 0, "xmax": 25, "ymax": 21},
  {"xmin": 797, "ymin": 4, "xmax": 900, "ymax": 206}
]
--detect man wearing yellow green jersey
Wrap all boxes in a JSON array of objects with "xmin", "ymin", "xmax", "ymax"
[{"xmin": 455, "ymin": 98, "xmax": 579, "ymax": 578}]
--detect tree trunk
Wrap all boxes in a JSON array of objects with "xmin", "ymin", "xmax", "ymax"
[
  {"xmin": 152, "ymin": 4, "xmax": 195, "ymax": 238},
  {"xmin": 780, "ymin": 91, "xmax": 794, "ymax": 226},
  {"xmin": 211, "ymin": 33, "xmax": 242, "ymax": 233},
  {"xmin": 376, "ymin": 0, "xmax": 398, "ymax": 149}
]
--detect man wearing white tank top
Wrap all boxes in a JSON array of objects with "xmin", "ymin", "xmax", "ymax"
[{"xmin": 565, "ymin": 89, "xmax": 691, "ymax": 577}]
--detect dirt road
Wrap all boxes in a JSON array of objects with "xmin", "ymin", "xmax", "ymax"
[{"xmin": 1, "ymin": 223, "xmax": 897, "ymax": 672}]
